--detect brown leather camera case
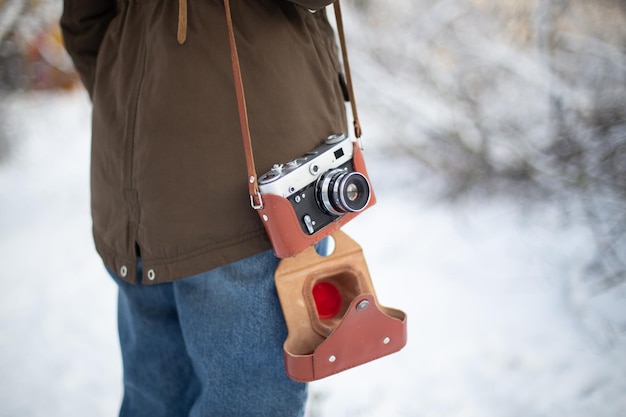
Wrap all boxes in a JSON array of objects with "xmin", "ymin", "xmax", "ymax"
[{"xmin": 274, "ymin": 230, "xmax": 407, "ymax": 382}]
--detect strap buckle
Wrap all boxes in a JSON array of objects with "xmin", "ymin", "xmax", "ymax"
[{"xmin": 250, "ymin": 192, "xmax": 264, "ymax": 210}]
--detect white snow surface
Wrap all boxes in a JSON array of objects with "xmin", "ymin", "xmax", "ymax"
[{"xmin": 1, "ymin": 89, "xmax": 625, "ymax": 417}]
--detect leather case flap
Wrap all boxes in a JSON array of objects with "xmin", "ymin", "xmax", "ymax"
[{"xmin": 275, "ymin": 230, "xmax": 407, "ymax": 382}]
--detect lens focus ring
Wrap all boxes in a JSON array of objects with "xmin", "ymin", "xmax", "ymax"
[{"xmin": 317, "ymin": 169, "xmax": 371, "ymax": 215}]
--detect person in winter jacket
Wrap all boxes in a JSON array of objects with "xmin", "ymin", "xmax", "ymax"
[{"xmin": 60, "ymin": 0, "xmax": 347, "ymax": 415}]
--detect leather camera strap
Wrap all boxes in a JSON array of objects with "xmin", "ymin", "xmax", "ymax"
[
  {"xmin": 332, "ymin": 0, "xmax": 362, "ymax": 139},
  {"xmin": 223, "ymin": 0, "xmax": 261, "ymax": 207},
  {"xmin": 223, "ymin": 0, "xmax": 361, "ymax": 209}
]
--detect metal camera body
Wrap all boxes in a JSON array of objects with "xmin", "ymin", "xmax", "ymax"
[{"xmin": 258, "ymin": 133, "xmax": 371, "ymax": 236}]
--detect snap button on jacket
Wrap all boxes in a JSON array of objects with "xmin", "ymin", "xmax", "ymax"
[{"xmin": 61, "ymin": 0, "xmax": 347, "ymax": 284}]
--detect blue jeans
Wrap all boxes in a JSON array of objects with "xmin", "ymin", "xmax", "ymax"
[{"xmin": 108, "ymin": 250, "xmax": 308, "ymax": 417}]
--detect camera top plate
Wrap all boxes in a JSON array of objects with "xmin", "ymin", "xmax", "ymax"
[{"xmin": 258, "ymin": 134, "xmax": 354, "ymax": 198}]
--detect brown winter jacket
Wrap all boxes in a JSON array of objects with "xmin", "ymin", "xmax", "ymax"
[{"xmin": 61, "ymin": 0, "xmax": 347, "ymax": 284}]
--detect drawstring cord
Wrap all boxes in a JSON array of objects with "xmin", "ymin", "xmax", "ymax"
[{"xmin": 178, "ymin": 0, "xmax": 187, "ymax": 44}]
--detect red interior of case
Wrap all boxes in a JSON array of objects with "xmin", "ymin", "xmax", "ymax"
[{"xmin": 312, "ymin": 282, "xmax": 343, "ymax": 319}]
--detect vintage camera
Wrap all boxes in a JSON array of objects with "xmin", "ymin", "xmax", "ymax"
[{"xmin": 258, "ymin": 133, "xmax": 371, "ymax": 236}]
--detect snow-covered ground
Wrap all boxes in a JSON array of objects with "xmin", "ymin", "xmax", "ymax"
[{"xmin": 1, "ymin": 90, "xmax": 625, "ymax": 417}]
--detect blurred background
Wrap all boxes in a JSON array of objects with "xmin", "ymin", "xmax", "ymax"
[
  {"xmin": 1, "ymin": 0, "xmax": 625, "ymax": 416},
  {"xmin": 344, "ymin": 0, "xmax": 626, "ymax": 286},
  {"xmin": 1, "ymin": 0, "xmax": 78, "ymax": 162}
]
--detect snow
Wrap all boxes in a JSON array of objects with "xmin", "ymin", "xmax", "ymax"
[
  {"xmin": 1, "ymin": 89, "xmax": 624, "ymax": 417},
  {"xmin": 0, "ymin": 92, "xmax": 120, "ymax": 416}
]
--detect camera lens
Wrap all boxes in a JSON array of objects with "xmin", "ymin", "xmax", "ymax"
[
  {"xmin": 346, "ymin": 183, "xmax": 359, "ymax": 202},
  {"xmin": 317, "ymin": 169, "xmax": 371, "ymax": 215}
]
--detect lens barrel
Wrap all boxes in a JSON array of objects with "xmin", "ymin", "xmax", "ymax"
[{"xmin": 317, "ymin": 169, "xmax": 371, "ymax": 215}]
